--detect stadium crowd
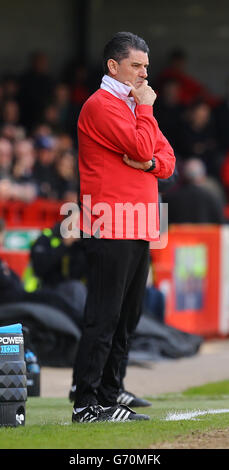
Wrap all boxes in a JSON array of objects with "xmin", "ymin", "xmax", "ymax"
[
  {"xmin": 0, "ymin": 48, "xmax": 229, "ymax": 222},
  {"xmin": 0, "ymin": 52, "xmax": 91, "ymax": 205}
]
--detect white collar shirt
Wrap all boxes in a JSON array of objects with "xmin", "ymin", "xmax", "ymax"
[{"xmin": 100, "ymin": 74, "xmax": 136, "ymax": 115}]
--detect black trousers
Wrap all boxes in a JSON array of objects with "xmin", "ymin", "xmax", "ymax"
[{"xmin": 74, "ymin": 237, "xmax": 150, "ymax": 407}]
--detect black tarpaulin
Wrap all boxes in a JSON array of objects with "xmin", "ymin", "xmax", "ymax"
[{"xmin": 0, "ymin": 303, "xmax": 203, "ymax": 367}]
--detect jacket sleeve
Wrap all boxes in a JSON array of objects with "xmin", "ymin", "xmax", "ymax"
[
  {"xmin": 150, "ymin": 128, "xmax": 176, "ymax": 179},
  {"xmin": 158, "ymin": 164, "xmax": 179, "ymax": 193},
  {"xmin": 79, "ymin": 99, "xmax": 158, "ymax": 162}
]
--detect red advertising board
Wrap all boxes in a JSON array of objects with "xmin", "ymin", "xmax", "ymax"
[{"xmin": 152, "ymin": 225, "xmax": 221, "ymax": 337}]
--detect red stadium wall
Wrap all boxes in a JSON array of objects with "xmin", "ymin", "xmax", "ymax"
[{"xmin": 0, "ymin": 199, "xmax": 63, "ymax": 229}]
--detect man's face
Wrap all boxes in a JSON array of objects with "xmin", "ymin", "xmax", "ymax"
[{"xmin": 108, "ymin": 48, "xmax": 149, "ymax": 88}]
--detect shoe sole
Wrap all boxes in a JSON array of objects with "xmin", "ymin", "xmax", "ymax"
[{"xmin": 72, "ymin": 415, "xmax": 150, "ymax": 423}]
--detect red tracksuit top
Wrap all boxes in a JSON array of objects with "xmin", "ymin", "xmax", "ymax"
[{"xmin": 78, "ymin": 88, "xmax": 176, "ymax": 241}]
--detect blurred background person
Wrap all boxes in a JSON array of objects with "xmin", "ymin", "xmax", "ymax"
[
  {"xmin": 55, "ymin": 132, "xmax": 75, "ymax": 153},
  {"xmin": 214, "ymin": 76, "xmax": 229, "ymax": 154},
  {"xmin": 33, "ymin": 135, "xmax": 58, "ymax": 199},
  {"xmin": 2, "ymin": 74, "xmax": 20, "ymax": 102},
  {"xmin": 0, "ymin": 138, "xmax": 37, "ymax": 202},
  {"xmin": 219, "ymin": 150, "xmax": 229, "ymax": 203},
  {"xmin": 1, "ymin": 99, "xmax": 21, "ymax": 127},
  {"xmin": 52, "ymin": 150, "xmax": 79, "ymax": 202},
  {"xmin": 0, "ymin": 123, "xmax": 26, "ymax": 143},
  {"xmin": 174, "ymin": 100, "xmax": 222, "ymax": 177},
  {"xmin": 53, "ymin": 82, "xmax": 78, "ymax": 138},
  {"xmin": 63, "ymin": 63, "xmax": 91, "ymax": 109},
  {"xmin": 12, "ymin": 139, "xmax": 37, "ymax": 187},
  {"xmin": 31, "ymin": 123, "xmax": 53, "ymax": 139},
  {"xmin": 41, "ymin": 102, "xmax": 62, "ymax": 135},
  {"xmin": 0, "ymin": 100, "xmax": 26, "ymax": 144},
  {"xmin": 163, "ymin": 158, "xmax": 225, "ymax": 224},
  {"xmin": 19, "ymin": 51, "xmax": 54, "ymax": 131},
  {"xmin": 153, "ymin": 78, "xmax": 185, "ymax": 150},
  {"xmin": 0, "ymin": 138, "xmax": 13, "ymax": 178},
  {"xmin": 25, "ymin": 220, "xmax": 88, "ymax": 327},
  {"xmin": 0, "ymin": 81, "xmax": 4, "ymax": 107},
  {"xmin": 155, "ymin": 48, "xmax": 218, "ymax": 107}
]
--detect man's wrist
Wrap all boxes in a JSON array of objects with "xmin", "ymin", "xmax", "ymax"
[
  {"xmin": 138, "ymin": 101, "xmax": 153, "ymax": 106},
  {"xmin": 144, "ymin": 157, "xmax": 156, "ymax": 172}
]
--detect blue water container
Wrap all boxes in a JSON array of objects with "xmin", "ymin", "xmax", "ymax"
[
  {"xmin": 25, "ymin": 349, "xmax": 40, "ymax": 397},
  {"xmin": 0, "ymin": 324, "xmax": 27, "ymax": 426}
]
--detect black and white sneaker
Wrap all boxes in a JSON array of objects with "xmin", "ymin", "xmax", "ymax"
[
  {"xmin": 117, "ymin": 390, "xmax": 152, "ymax": 407},
  {"xmin": 72, "ymin": 404, "xmax": 150, "ymax": 423}
]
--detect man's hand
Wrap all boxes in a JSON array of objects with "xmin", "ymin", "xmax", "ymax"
[
  {"xmin": 125, "ymin": 80, "xmax": 157, "ymax": 106},
  {"xmin": 123, "ymin": 154, "xmax": 152, "ymax": 170}
]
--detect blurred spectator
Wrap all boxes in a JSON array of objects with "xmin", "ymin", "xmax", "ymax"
[
  {"xmin": 0, "ymin": 178, "xmax": 37, "ymax": 203},
  {"xmin": 0, "ymin": 99, "xmax": 25, "ymax": 144},
  {"xmin": 60, "ymin": 63, "xmax": 91, "ymax": 142},
  {"xmin": 13, "ymin": 138, "xmax": 34, "ymax": 161},
  {"xmin": 0, "ymin": 100, "xmax": 23, "ymax": 130},
  {"xmin": 42, "ymin": 102, "xmax": 62, "ymax": 134},
  {"xmin": 154, "ymin": 78, "xmax": 185, "ymax": 148},
  {"xmin": 12, "ymin": 181, "xmax": 37, "ymax": 202},
  {"xmin": 32, "ymin": 123, "xmax": 53, "ymax": 139},
  {"xmin": 2, "ymin": 75, "xmax": 20, "ymax": 101},
  {"xmin": 25, "ymin": 221, "xmax": 88, "ymax": 326},
  {"xmin": 155, "ymin": 48, "xmax": 219, "ymax": 106},
  {"xmin": 164, "ymin": 158, "xmax": 225, "ymax": 224},
  {"xmin": 33, "ymin": 135, "xmax": 57, "ymax": 199},
  {"xmin": 214, "ymin": 77, "xmax": 229, "ymax": 153},
  {"xmin": 53, "ymin": 82, "xmax": 79, "ymax": 137},
  {"xmin": 0, "ymin": 218, "xmax": 86, "ymax": 320},
  {"xmin": 1, "ymin": 99, "xmax": 19, "ymax": 124},
  {"xmin": 12, "ymin": 139, "xmax": 37, "ymax": 185},
  {"xmin": 53, "ymin": 150, "xmax": 78, "ymax": 202},
  {"xmin": 41, "ymin": 96, "xmax": 77, "ymax": 139},
  {"xmin": 69, "ymin": 64, "xmax": 91, "ymax": 108},
  {"xmin": 0, "ymin": 124, "xmax": 26, "ymax": 143},
  {"xmin": 0, "ymin": 179, "xmax": 13, "ymax": 201},
  {"xmin": 19, "ymin": 51, "xmax": 54, "ymax": 130},
  {"xmin": 0, "ymin": 81, "xmax": 4, "ymax": 105},
  {"xmin": 55, "ymin": 132, "xmax": 74, "ymax": 153},
  {"xmin": 0, "ymin": 138, "xmax": 13, "ymax": 177},
  {"xmin": 174, "ymin": 100, "xmax": 222, "ymax": 177},
  {"xmin": 220, "ymin": 152, "xmax": 229, "ymax": 202}
]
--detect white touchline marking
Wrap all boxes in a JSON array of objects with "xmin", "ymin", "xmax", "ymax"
[{"xmin": 165, "ymin": 409, "xmax": 229, "ymax": 421}]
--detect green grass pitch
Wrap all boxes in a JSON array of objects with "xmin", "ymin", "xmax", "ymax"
[{"xmin": 1, "ymin": 380, "xmax": 229, "ymax": 449}]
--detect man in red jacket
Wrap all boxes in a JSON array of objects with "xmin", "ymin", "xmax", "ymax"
[{"xmin": 72, "ymin": 32, "xmax": 175, "ymax": 423}]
